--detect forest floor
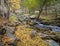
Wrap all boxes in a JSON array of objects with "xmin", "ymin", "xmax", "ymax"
[
  {"xmin": 15, "ymin": 23, "xmax": 50, "ymax": 46},
  {"xmin": 0, "ymin": 17, "xmax": 50, "ymax": 46}
]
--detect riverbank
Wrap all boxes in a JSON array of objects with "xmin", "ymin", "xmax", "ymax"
[{"xmin": 39, "ymin": 15, "xmax": 60, "ymax": 27}]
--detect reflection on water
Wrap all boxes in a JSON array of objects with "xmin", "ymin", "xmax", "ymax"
[{"xmin": 34, "ymin": 21, "xmax": 60, "ymax": 32}]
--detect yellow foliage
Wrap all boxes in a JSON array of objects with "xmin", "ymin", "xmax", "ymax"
[
  {"xmin": 10, "ymin": 0, "xmax": 20, "ymax": 10},
  {"xmin": 15, "ymin": 24, "xmax": 50, "ymax": 46}
]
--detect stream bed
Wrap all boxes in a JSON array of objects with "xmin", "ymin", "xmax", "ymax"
[{"xmin": 29, "ymin": 19, "xmax": 60, "ymax": 46}]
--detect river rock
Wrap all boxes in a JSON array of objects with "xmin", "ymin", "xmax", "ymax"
[
  {"xmin": 37, "ymin": 33, "xmax": 50, "ymax": 39},
  {"xmin": 45, "ymin": 40, "xmax": 59, "ymax": 46},
  {"xmin": 30, "ymin": 31, "xmax": 37, "ymax": 38},
  {"xmin": 30, "ymin": 15, "xmax": 36, "ymax": 19},
  {"xmin": 0, "ymin": 43, "xmax": 4, "ymax": 46},
  {"xmin": 6, "ymin": 26, "xmax": 15, "ymax": 34}
]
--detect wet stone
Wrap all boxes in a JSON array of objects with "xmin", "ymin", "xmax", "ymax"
[
  {"xmin": 0, "ymin": 43, "xmax": 4, "ymax": 46},
  {"xmin": 45, "ymin": 40, "xmax": 59, "ymax": 46}
]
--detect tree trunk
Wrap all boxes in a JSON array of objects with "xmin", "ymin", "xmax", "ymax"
[
  {"xmin": 45, "ymin": 5, "xmax": 47, "ymax": 16},
  {"xmin": 7, "ymin": 0, "xmax": 10, "ymax": 19},
  {"xmin": 36, "ymin": 0, "xmax": 47, "ymax": 20},
  {"xmin": 1, "ymin": 0, "xmax": 5, "ymax": 18}
]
